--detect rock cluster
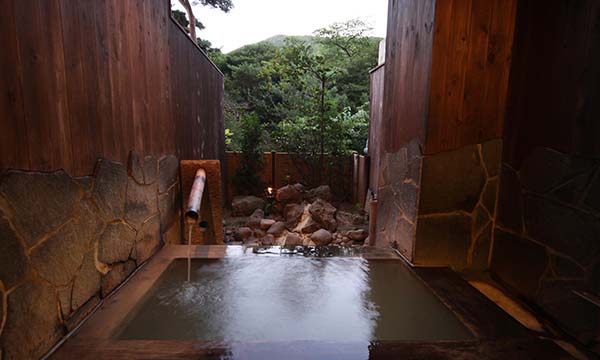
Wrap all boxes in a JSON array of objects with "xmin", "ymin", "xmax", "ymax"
[{"xmin": 224, "ymin": 184, "xmax": 368, "ymax": 247}]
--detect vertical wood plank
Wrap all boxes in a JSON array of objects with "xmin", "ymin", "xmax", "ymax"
[{"xmin": 0, "ymin": 0, "xmax": 29, "ymax": 170}]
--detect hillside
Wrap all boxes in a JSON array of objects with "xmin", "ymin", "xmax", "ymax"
[{"xmin": 228, "ymin": 34, "xmax": 381, "ymax": 54}]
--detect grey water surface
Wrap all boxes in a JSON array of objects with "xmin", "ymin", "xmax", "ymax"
[{"xmin": 116, "ymin": 256, "xmax": 472, "ymax": 342}]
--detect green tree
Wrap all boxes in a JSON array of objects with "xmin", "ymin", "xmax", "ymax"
[
  {"xmin": 232, "ymin": 112, "xmax": 264, "ymax": 195},
  {"xmin": 172, "ymin": 1, "xmax": 233, "ymax": 53},
  {"xmin": 218, "ymin": 19, "xmax": 379, "ymax": 188}
]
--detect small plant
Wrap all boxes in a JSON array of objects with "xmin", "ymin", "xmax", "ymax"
[{"xmin": 233, "ymin": 112, "xmax": 265, "ymax": 195}]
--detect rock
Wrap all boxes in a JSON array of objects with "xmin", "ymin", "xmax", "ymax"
[
  {"xmin": 300, "ymin": 218, "xmax": 321, "ymax": 234},
  {"xmin": 0, "ymin": 213, "xmax": 29, "ymax": 289},
  {"xmin": 524, "ymin": 195, "xmax": 600, "ymax": 266},
  {"xmin": 284, "ymin": 233, "xmax": 303, "ymax": 246},
  {"xmin": 311, "ymin": 229, "xmax": 333, "ymax": 246},
  {"xmin": 346, "ymin": 229, "xmax": 368, "ymax": 241},
  {"xmin": 471, "ymin": 224, "xmax": 492, "ymax": 271},
  {"xmin": 57, "ymin": 283, "xmax": 73, "ymax": 318},
  {"xmin": 71, "ymin": 249, "xmax": 101, "ymax": 311},
  {"xmin": 127, "ymin": 150, "xmax": 145, "ymax": 184},
  {"xmin": 74, "ymin": 176, "xmax": 94, "ymax": 193},
  {"xmin": 0, "ymin": 169, "xmax": 82, "ymax": 246},
  {"xmin": 496, "ymin": 165, "xmax": 524, "ymax": 233},
  {"xmin": 158, "ymin": 182, "xmax": 180, "ymax": 231},
  {"xmin": 163, "ymin": 221, "xmax": 182, "ymax": 245},
  {"xmin": 481, "ymin": 139, "xmax": 503, "ymax": 177},
  {"xmin": 0, "ymin": 282, "xmax": 63, "ymax": 360},
  {"xmin": 415, "ymin": 213, "xmax": 472, "ymax": 269},
  {"xmin": 125, "ymin": 177, "xmax": 158, "ymax": 230},
  {"xmin": 472, "ymin": 205, "xmax": 491, "ymax": 239},
  {"xmin": 284, "ymin": 203, "xmax": 304, "ymax": 230},
  {"xmin": 266, "ymin": 221, "xmax": 286, "ymax": 237},
  {"xmin": 309, "ymin": 199, "xmax": 337, "ymax": 232},
  {"xmin": 158, "ymin": 155, "xmax": 179, "ymax": 193},
  {"xmin": 520, "ymin": 147, "xmax": 594, "ymax": 194},
  {"xmin": 246, "ymin": 209, "xmax": 265, "ymax": 229},
  {"xmin": 585, "ymin": 170, "xmax": 600, "ymax": 212},
  {"xmin": 491, "ymin": 229, "xmax": 548, "ymax": 299},
  {"xmin": 98, "ymin": 222, "xmax": 136, "ymax": 264},
  {"xmin": 305, "ymin": 185, "xmax": 332, "ymax": 202},
  {"xmin": 260, "ymin": 219, "xmax": 276, "ymax": 230},
  {"xmin": 101, "ymin": 260, "xmax": 136, "ymax": 297},
  {"xmin": 234, "ymin": 227, "xmax": 253, "ymax": 241},
  {"xmin": 481, "ymin": 178, "xmax": 499, "ymax": 215},
  {"xmin": 276, "ymin": 183, "xmax": 304, "ymax": 204},
  {"xmin": 93, "ymin": 159, "xmax": 128, "ymax": 220},
  {"xmin": 419, "ymin": 144, "xmax": 486, "ymax": 214},
  {"xmin": 254, "ymin": 229, "xmax": 266, "ymax": 239},
  {"xmin": 552, "ymin": 255, "xmax": 584, "ymax": 278},
  {"xmin": 30, "ymin": 215, "xmax": 96, "ymax": 286},
  {"xmin": 143, "ymin": 155, "xmax": 158, "ymax": 185},
  {"xmin": 336, "ymin": 211, "xmax": 366, "ymax": 228},
  {"xmin": 260, "ymin": 234, "xmax": 275, "ymax": 246},
  {"xmin": 231, "ymin": 196, "xmax": 265, "ymax": 216},
  {"xmin": 133, "ymin": 214, "xmax": 161, "ymax": 265},
  {"xmin": 65, "ymin": 296, "xmax": 100, "ymax": 332}
]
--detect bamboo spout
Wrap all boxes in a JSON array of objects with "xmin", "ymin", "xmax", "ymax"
[{"xmin": 185, "ymin": 168, "xmax": 206, "ymax": 222}]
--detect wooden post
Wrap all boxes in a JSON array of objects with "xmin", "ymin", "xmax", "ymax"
[
  {"xmin": 352, "ymin": 153, "xmax": 359, "ymax": 204},
  {"xmin": 271, "ymin": 151, "xmax": 276, "ymax": 187}
]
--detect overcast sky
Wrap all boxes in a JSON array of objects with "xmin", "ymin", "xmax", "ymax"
[{"xmin": 172, "ymin": 0, "xmax": 388, "ymax": 53}]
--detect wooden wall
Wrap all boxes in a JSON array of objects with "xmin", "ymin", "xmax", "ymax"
[
  {"xmin": 0, "ymin": 0, "xmax": 224, "ymax": 176},
  {"xmin": 382, "ymin": 0, "xmax": 436, "ymax": 153},
  {"xmin": 426, "ymin": 0, "xmax": 516, "ymax": 154},
  {"xmin": 503, "ymin": 0, "xmax": 600, "ymax": 167},
  {"xmin": 368, "ymin": 64, "xmax": 384, "ymax": 192},
  {"xmin": 380, "ymin": 0, "xmax": 516, "ymax": 155}
]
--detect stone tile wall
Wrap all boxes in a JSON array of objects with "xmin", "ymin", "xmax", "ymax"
[
  {"xmin": 375, "ymin": 138, "xmax": 502, "ymax": 271},
  {"xmin": 0, "ymin": 151, "xmax": 181, "ymax": 359},
  {"xmin": 491, "ymin": 147, "xmax": 600, "ymax": 351}
]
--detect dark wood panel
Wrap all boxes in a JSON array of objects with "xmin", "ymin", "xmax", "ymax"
[
  {"xmin": 0, "ymin": 0, "xmax": 224, "ymax": 176},
  {"xmin": 0, "ymin": 0, "xmax": 29, "ymax": 170},
  {"xmin": 61, "ymin": 0, "xmax": 104, "ymax": 175},
  {"xmin": 382, "ymin": 0, "xmax": 436, "ymax": 153},
  {"xmin": 13, "ymin": 0, "xmax": 74, "ymax": 172},
  {"xmin": 425, "ymin": 0, "xmax": 516, "ymax": 154},
  {"xmin": 503, "ymin": 0, "xmax": 600, "ymax": 166},
  {"xmin": 169, "ymin": 18, "xmax": 224, "ymax": 164}
]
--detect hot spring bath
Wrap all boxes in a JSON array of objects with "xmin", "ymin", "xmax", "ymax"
[{"xmin": 115, "ymin": 255, "xmax": 472, "ymax": 342}]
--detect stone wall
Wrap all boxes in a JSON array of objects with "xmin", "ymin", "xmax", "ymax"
[
  {"xmin": 0, "ymin": 152, "xmax": 181, "ymax": 359},
  {"xmin": 491, "ymin": 147, "xmax": 600, "ymax": 350},
  {"xmin": 375, "ymin": 138, "xmax": 502, "ymax": 271}
]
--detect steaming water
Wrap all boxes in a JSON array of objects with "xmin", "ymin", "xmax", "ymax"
[{"xmin": 116, "ymin": 257, "xmax": 472, "ymax": 342}]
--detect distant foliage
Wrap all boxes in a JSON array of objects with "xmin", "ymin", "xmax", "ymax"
[
  {"xmin": 218, "ymin": 19, "xmax": 378, "ymax": 187},
  {"xmin": 232, "ymin": 113, "xmax": 265, "ymax": 195}
]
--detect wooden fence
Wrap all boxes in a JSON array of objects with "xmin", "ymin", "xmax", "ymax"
[
  {"xmin": 225, "ymin": 152, "xmax": 363, "ymax": 205},
  {"xmin": 0, "ymin": 0, "xmax": 224, "ymax": 176}
]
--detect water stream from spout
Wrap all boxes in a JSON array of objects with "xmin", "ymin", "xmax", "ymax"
[{"xmin": 187, "ymin": 225, "xmax": 193, "ymax": 282}]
